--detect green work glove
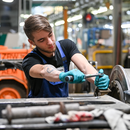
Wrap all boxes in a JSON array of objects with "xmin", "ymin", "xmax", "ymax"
[
  {"xmin": 94, "ymin": 69, "xmax": 110, "ymax": 90},
  {"xmin": 59, "ymin": 69, "xmax": 85, "ymax": 83}
]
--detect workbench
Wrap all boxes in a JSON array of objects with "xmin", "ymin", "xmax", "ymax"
[{"xmin": 0, "ymin": 94, "xmax": 130, "ymax": 130}]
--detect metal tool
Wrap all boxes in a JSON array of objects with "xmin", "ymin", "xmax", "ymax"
[
  {"xmin": 65, "ymin": 72, "xmax": 111, "ymax": 98},
  {"xmin": 65, "ymin": 73, "xmax": 104, "ymax": 82},
  {"xmin": 94, "ymin": 87, "xmax": 100, "ymax": 98},
  {"xmin": 65, "ymin": 72, "xmax": 104, "ymax": 98},
  {"xmin": 65, "ymin": 73, "xmax": 104, "ymax": 98},
  {"xmin": 94, "ymin": 73, "xmax": 104, "ymax": 98}
]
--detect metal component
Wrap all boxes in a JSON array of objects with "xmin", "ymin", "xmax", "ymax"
[
  {"xmin": 94, "ymin": 69, "xmax": 112, "ymax": 97},
  {"xmin": 94, "ymin": 87, "xmax": 100, "ymax": 98},
  {"xmin": 0, "ymin": 120, "xmax": 110, "ymax": 129},
  {"xmin": 60, "ymin": 102, "xmax": 67, "ymax": 114},
  {"xmin": 79, "ymin": 105, "xmax": 95, "ymax": 111},
  {"xmin": 1, "ymin": 94, "xmax": 130, "ymax": 130},
  {"xmin": 99, "ymin": 88, "xmax": 111, "ymax": 96},
  {"xmin": 6, "ymin": 105, "xmax": 12, "ymax": 124},
  {"xmin": 2, "ymin": 103, "xmax": 95, "ymax": 123},
  {"xmin": 108, "ymin": 65, "xmax": 130, "ymax": 102},
  {"xmin": 65, "ymin": 73, "xmax": 103, "ymax": 82},
  {"xmin": 124, "ymin": 90, "xmax": 130, "ymax": 103},
  {"xmin": 2, "ymin": 103, "xmax": 79, "ymax": 120},
  {"xmin": 94, "ymin": 87, "xmax": 111, "ymax": 99},
  {"xmin": 67, "ymin": 97, "xmax": 115, "ymax": 104}
]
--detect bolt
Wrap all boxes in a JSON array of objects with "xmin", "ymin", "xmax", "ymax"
[
  {"xmin": 117, "ymin": 90, "xmax": 120, "ymax": 94},
  {"xmin": 114, "ymin": 81, "xmax": 117, "ymax": 87}
]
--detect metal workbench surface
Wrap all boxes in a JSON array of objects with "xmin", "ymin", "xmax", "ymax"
[
  {"xmin": 0, "ymin": 94, "xmax": 130, "ymax": 114},
  {"xmin": 0, "ymin": 94, "xmax": 130, "ymax": 130},
  {"xmin": 0, "ymin": 119, "xmax": 110, "ymax": 130}
]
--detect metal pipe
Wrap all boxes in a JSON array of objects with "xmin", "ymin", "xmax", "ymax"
[
  {"xmin": 63, "ymin": 7, "xmax": 68, "ymax": 39},
  {"xmin": 92, "ymin": 49, "xmax": 127, "ymax": 69},
  {"xmin": 2, "ymin": 103, "xmax": 95, "ymax": 124}
]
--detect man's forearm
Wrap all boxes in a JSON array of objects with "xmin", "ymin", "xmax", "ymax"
[
  {"xmin": 29, "ymin": 64, "xmax": 61, "ymax": 82},
  {"xmin": 40, "ymin": 64, "xmax": 61, "ymax": 82},
  {"xmin": 85, "ymin": 63, "xmax": 98, "ymax": 84}
]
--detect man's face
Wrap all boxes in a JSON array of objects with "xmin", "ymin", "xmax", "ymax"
[{"xmin": 29, "ymin": 30, "xmax": 56, "ymax": 57}]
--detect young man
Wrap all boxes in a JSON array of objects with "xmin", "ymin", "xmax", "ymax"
[{"xmin": 22, "ymin": 14, "xmax": 110, "ymax": 98}]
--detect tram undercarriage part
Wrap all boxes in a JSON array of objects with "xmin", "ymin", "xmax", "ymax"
[
  {"xmin": 108, "ymin": 65, "xmax": 130, "ymax": 103},
  {"xmin": 2, "ymin": 103, "xmax": 95, "ymax": 124},
  {"xmin": 94, "ymin": 87, "xmax": 111, "ymax": 97}
]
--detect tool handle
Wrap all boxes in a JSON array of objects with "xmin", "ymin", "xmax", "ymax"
[
  {"xmin": 65, "ymin": 76, "xmax": 74, "ymax": 82},
  {"xmin": 99, "ymin": 73, "xmax": 104, "ymax": 78},
  {"xmin": 65, "ymin": 73, "xmax": 104, "ymax": 82}
]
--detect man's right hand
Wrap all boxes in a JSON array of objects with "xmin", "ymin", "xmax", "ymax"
[{"xmin": 59, "ymin": 69, "xmax": 85, "ymax": 83}]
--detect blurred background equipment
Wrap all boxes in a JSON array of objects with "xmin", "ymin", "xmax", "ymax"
[{"xmin": 0, "ymin": 45, "xmax": 31, "ymax": 99}]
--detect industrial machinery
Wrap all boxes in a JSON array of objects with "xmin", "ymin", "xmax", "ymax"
[
  {"xmin": 0, "ymin": 89, "xmax": 130, "ymax": 130},
  {"xmin": 73, "ymin": 63, "xmax": 130, "ymax": 104},
  {"xmin": 0, "ymin": 45, "xmax": 31, "ymax": 99},
  {"xmin": 108, "ymin": 65, "xmax": 130, "ymax": 103}
]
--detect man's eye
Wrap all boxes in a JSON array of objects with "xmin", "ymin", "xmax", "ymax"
[
  {"xmin": 49, "ymin": 33, "xmax": 52, "ymax": 37},
  {"xmin": 40, "ymin": 39, "xmax": 44, "ymax": 42}
]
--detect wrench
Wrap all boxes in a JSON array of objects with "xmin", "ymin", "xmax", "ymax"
[
  {"xmin": 65, "ymin": 73, "xmax": 103, "ymax": 82},
  {"xmin": 65, "ymin": 72, "xmax": 104, "ymax": 98}
]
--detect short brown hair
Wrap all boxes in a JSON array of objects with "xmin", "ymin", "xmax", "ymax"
[{"xmin": 24, "ymin": 14, "xmax": 52, "ymax": 41}]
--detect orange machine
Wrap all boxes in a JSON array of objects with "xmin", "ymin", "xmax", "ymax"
[{"xmin": 0, "ymin": 45, "xmax": 31, "ymax": 99}]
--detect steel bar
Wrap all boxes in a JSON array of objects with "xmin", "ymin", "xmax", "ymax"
[
  {"xmin": 67, "ymin": 97, "xmax": 115, "ymax": 104},
  {"xmin": 0, "ymin": 120, "xmax": 110, "ymax": 130},
  {"xmin": 2, "ymin": 103, "xmax": 95, "ymax": 124}
]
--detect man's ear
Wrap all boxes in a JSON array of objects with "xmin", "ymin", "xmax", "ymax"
[{"xmin": 28, "ymin": 39, "xmax": 35, "ymax": 46}]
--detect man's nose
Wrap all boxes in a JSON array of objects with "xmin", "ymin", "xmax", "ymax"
[{"xmin": 47, "ymin": 37, "xmax": 53, "ymax": 45}]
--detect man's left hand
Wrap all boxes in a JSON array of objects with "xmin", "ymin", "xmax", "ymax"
[{"xmin": 94, "ymin": 69, "xmax": 110, "ymax": 90}]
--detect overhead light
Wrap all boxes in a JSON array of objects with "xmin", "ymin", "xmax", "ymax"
[
  {"xmin": 109, "ymin": 15, "xmax": 113, "ymax": 20},
  {"xmin": 67, "ymin": 15, "xmax": 82, "ymax": 22},
  {"xmin": 104, "ymin": 24, "xmax": 113, "ymax": 29},
  {"xmin": 20, "ymin": 14, "xmax": 32, "ymax": 19},
  {"xmin": 2, "ymin": 0, "xmax": 14, "ymax": 2},
  {"xmin": 126, "ymin": 11, "xmax": 130, "ymax": 15},
  {"xmin": 76, "ymin": 27, "xmax": 79, "ymax": 31},
  {"xmin": 55, "ymin": 15, "xmax": 82, "ymax": 26},
  {"xmin": 67, "ymin": 27, "xmax": 72, "ymax": 32},
  {"xmin": 91, "ymin": 7, "xmax": 108, "ymax": 15},
  {"xmin": 55, "ymin": 20, "xmax": 65, "ymax": 26},
  {"xmin": 110, "ymin": 5, "xmax": 113, "ymax": 10},
  {"xmin": 20, "ymin": 22, "xmax": 24, "ymax": 27},
  {"xmin": 78, "ymin": 23, "xmax": 82, "ymax": 27},
  {"xmin": 103, "ymin": 24, "xmax": 130, "ymax": 29},
  {"xmin": 121, "ymin": 24, "xmax": 130, "ymax": 28}
]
